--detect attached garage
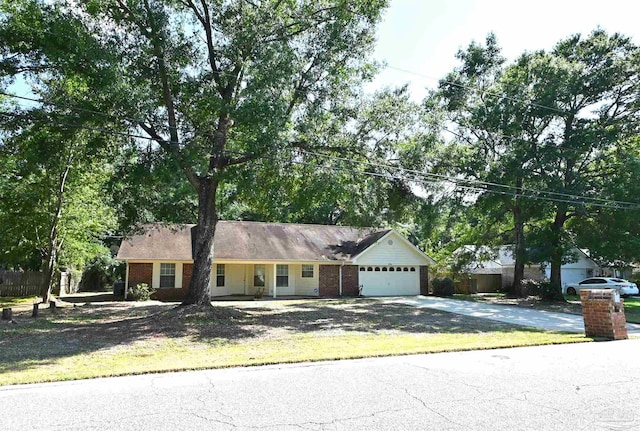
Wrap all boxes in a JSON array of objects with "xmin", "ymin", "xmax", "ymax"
[
  {"xmin": 352, "ymin": 231, "xmax": 435, "ymax": 296},
  {"xmin": 359, "ymin": 266, "xmax": 420, "ymax": 296}
]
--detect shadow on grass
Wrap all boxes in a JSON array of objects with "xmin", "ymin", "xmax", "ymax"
[{"xmin": 0, "ymin": 297, "xmax": 543, "ymax": 376}]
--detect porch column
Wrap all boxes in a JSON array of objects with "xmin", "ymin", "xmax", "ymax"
[
  {"xmin": 124, "ymin": 262, "xmax": 130, "ymax": 300},
  {"xmin": 244, "ymin": 265, "xmax": 249, "ymax": 296},
  {"xmin": 273, "ymin": 263, "xmax": 277, "ymax": 298}
]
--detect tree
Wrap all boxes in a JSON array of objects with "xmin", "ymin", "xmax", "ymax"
[
  {"xmin": 0, "ymin": 110, "xmax": 117, "ymax": 302},
  {"xmin": 0, "ymin": 0, "xmax": 390, "ymax": 305},
  {"xmin": 516, "ymin": 31, "xmax": 640, "ymax": 297},
  {"xmin": 224, "ymin": 86, "xmax": 429, "ymax": 227},
  {"xmin": 433, "ymin": 34, "xmax": 548, "ymax": 296},
  {"xmin": 432, "ymin": 30, "xmax": 640, "ymax": 299}
]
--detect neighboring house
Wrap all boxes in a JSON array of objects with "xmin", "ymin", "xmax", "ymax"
[
  {"xmin": 457, "ymin": 245, "xmax": 601, "ymax": 292},
  {"xmin": 116, "ymin": 221, "xmax": 435, "ymax": 300}
]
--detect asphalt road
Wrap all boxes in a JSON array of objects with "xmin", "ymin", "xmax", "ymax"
[{"xmin": 1, "ymin": 339, "xmax": 639, "ymax": 431}]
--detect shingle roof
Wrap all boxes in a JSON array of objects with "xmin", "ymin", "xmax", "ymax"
[{"xmin": 116, "ymin": 221, "xmax": 391, "ymax": 262}]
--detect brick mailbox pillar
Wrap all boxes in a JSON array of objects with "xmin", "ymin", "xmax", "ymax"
[{"xmin": 580, "ymin": 289, "xmax": 628, "ymax": 340}]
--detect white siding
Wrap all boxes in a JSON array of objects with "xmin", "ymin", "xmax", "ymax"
[
  {"xmin": 355, "ymin": 232, "xmax": 427, "ymax": 266},
  {"xmin": 291, "ymin": 264, "xmax": 319, "ymax": 296},
  {"xmin": 268, "ymin": 264, "xmax": 295, "ymax": 296},
  {"xmin": 210, "ymin": 263, "xmax": 246, "ymax": 296}
]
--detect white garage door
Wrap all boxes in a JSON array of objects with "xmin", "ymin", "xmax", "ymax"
[
  {"xmin": 359, "ymin": 266, "xmax": 420, "ymax": 296},
  {"xmin": 561, "ymin": 268, "xmax": 588, "ymax": 286}
]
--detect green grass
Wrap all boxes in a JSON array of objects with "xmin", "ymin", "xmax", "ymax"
[
  {"xmin": 622, "ymin": 297, "xmax": 640, "ymax": 323},
  {"xmin": 0, "ymin": 296, "xmax": 39, "ymax": 308},
  {"xmin": 0, "ymin": 298, "xmax": 590, "ymax": 386},
  {"xmin": 0, "ymin": 330, "xmax": 586, "ymax": 386}
]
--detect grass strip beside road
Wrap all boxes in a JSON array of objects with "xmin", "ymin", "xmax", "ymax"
[{"xmin": 0, "ymin": 299, "xmax": 588, "ymax": 386}]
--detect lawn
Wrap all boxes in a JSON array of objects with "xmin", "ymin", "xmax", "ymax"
[
  {"xmin": 453, "ymin": 293, "xmax": 640, "ymax": 324},
  {"xmin": 0, "ymin": 295, "xmax": 587, "ymax": 386},
  {"xmin": 0, "ymin": 295, "xmax": 39, "ymax": 308}
]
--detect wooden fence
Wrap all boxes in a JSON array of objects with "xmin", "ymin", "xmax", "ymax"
[{"xmin": 0, "ymin": 270, "xmax": 44, "ymax": 297}]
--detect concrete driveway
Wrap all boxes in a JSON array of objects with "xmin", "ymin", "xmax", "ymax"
[
  {"xmin": 2, "ymin": 340, "xmax": 639, "ymax": 430},
  {"xmin": 381, "ymin": 296, "xmax": 640, "ymax": 335}
]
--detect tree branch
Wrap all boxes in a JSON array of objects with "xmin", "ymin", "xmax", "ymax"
[{"xmin": 138, "ymin": 122, "xmax": 200, "ymax": 190}]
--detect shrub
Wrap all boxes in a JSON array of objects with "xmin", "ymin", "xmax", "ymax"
[
  {"xmin": 432, "ymin": 277, "xmax": 455, "ymax": 297},
  {"xmin": 127, "ymin": 283, "xmax": 154, "ymax": 301},
  {"xmin": 539, "ymin": 280, "xmax": 560, "ymax": 301},
  {"xmin": 519, "ymin": 279, "xmax": 541, "ymax": 297},
  {"xmin": 80, "ymin": 253, "xmax": 124, "ymax": 292}
]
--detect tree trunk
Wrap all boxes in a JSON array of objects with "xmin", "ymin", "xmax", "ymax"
[
  {"xmin": 547, "ymin": 209, "xmax": 567, "ymax": 301},
  {"xmin": 41, "ymin": 163, "xmax": 71, "ymax": 304},
  {"xmin": 512, "ymin": 213, "xmax": 526, "ymax": 297},
  {"xmin": 182, "ymin": 176, "xmax": 219, "ymax": 306},
  {"xmin": 511, "ymin": 178, "xmax": 526, "ymax": 297}
]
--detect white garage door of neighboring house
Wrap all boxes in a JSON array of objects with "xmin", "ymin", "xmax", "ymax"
[
  {"xmin": 561, "ymin": 268, "xmax": 588, "ymax": 286},
  {"xmin": 359, "ymin": 266, "xmax": 419, "ymax": 296}
]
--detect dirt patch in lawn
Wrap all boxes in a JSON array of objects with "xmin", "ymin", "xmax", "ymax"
[
  {"xmin": 1, "ymin": 298, "xmax": 518, "ymax": 361},
  {"xmin": 0, "ymin": 297, "xmax": 587, "ymax": 385}
]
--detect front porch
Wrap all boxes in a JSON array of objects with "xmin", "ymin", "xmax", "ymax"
[{"xmin": 210, "ymin": 262, "xmax": 321, "ymax": 298}]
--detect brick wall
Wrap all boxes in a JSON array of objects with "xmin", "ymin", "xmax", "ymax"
[
  {"xmin": 319, "ymin": 265, "xmax": 340, "ymax": 297},
  {"xmin": 580, "ymin": 289, "xmax": 628, "ymax": 340},
  {"xmin": 341, "ymin": 265, "xmax": 359, "ymax": 297},
  {"xmin": 128, "ymin": 263, "xmax": 153, "ymax": 289},
  {"xmin": 420, "ymin": 266, "xmax": 429, "ymax": 295},
  {"xmin": 152, "ymin": 263, "xmax": 192, "ymax": 301}
]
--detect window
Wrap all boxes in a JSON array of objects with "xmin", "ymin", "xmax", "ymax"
[
  {"xmin": 254, "ymin": 264, "xmax": 265, "ymax": 287},
  {"xmin": 382, "ymin": 267, "xmax": 388, "ymax": 272},
  {"xmin": 301, "ymin": 264, "xmax": 314, "ymax": 278},
  {"xmin": 388, "ymin": 267, "xmax": 394, "ymax": 272},
  {"xmin": 160, "ymin": 263, "xmax": 176, "ymax": 288},
  {"xmin": 359, "ymin": 267, "xmax": 365, "ymax": 272},
  {"xmin": 374, "ymin": 267, "xmax": 380, "ymax": 272},
  {"xmin": 216, "ymin": 264, "xmax": 225, "ymax": 287},
  {"xmin": 367, "ymin": 267, "xmax": 373, "ymax": 271},
  {"xmin": 410, "ymin": 267, "xmax": 416, "ymax": 272},
  {"xmin": 276, "ymin": 264, "xmax": 289, "ymax": 287},
  {"xmin": 403, "ymin": 267, "xmax": 409, "ymax": 272}
]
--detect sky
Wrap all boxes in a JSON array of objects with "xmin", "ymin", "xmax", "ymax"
[{"xmin": 368, "ymin": 0, "xmax": 640, "ymax": 100}]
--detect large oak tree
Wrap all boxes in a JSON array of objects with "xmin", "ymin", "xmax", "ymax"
[{"xmin": 1, "ymin": 0, "xmax": 390, "ymax": 305}]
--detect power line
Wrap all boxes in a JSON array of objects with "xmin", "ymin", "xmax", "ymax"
[
  {"xmin": 286, "ymin": 157, "xmax": 635, "ymax": 210},
  {"xmin": 297, "ymin": 149, "xmax": 640, "ymax": 209},
  {"xmin": 386, "ymin": 65, "xmax": 569, "ymax": 115},
  {"xmin": 0, "ymin": 91, "xmax": 148, "ymax": 129},
  {"xmin": 3, "ymin": 92, "xmax": 638, "ymax": 210}
]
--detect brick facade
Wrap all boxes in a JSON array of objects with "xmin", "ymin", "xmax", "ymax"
[
  {"xmin": 419, "ymin": 266, "xmax": 429, "ymax": 295},
  {"xmin": 319, "ymin": 265, "xmax": 340, "ymax": 297},
  {"xmin": 152, "ymin": 263, "xmax": 192, "ymax": 301},
  {"xmin": 341, "ymin": 265, "xmax": 359, "ymax": 297},
  {"xmin": 128, "ymin": 263, "xmax": 153, "ymax": 289},
  {"xmin": 580, "ymin": 289, "xmax": 628, "ymax": 340},
  {"xmin": 319, "ymin": 264, "xmax": 360, "ymax": 297}
]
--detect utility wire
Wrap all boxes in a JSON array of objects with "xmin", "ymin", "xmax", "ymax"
[
  {"xmin": 288, "ymin": 158, "xmax": 635, "ymax": 210},
  {"xmin": 386, "ymin": 65, "xmax": 569, "ymax": 115},
  {"xmin": 297, "ymin": 149, "xmax": 640, "ymax": 208},
  {"xmin": 3, "ymin": 93, "xmax": 638, "ymax": 209}
]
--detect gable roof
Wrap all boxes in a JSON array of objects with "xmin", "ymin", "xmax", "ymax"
[
  {"xmin": 116, "ymin": 221, "xmax": 392, "ymax": 262},
  {"xmin": 457, "ymin": 245, "xmax": 600, "ymax": 269},
  {"xmin": 352, "ymin": 230, "xmax": 437, "ymax": 265}
]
